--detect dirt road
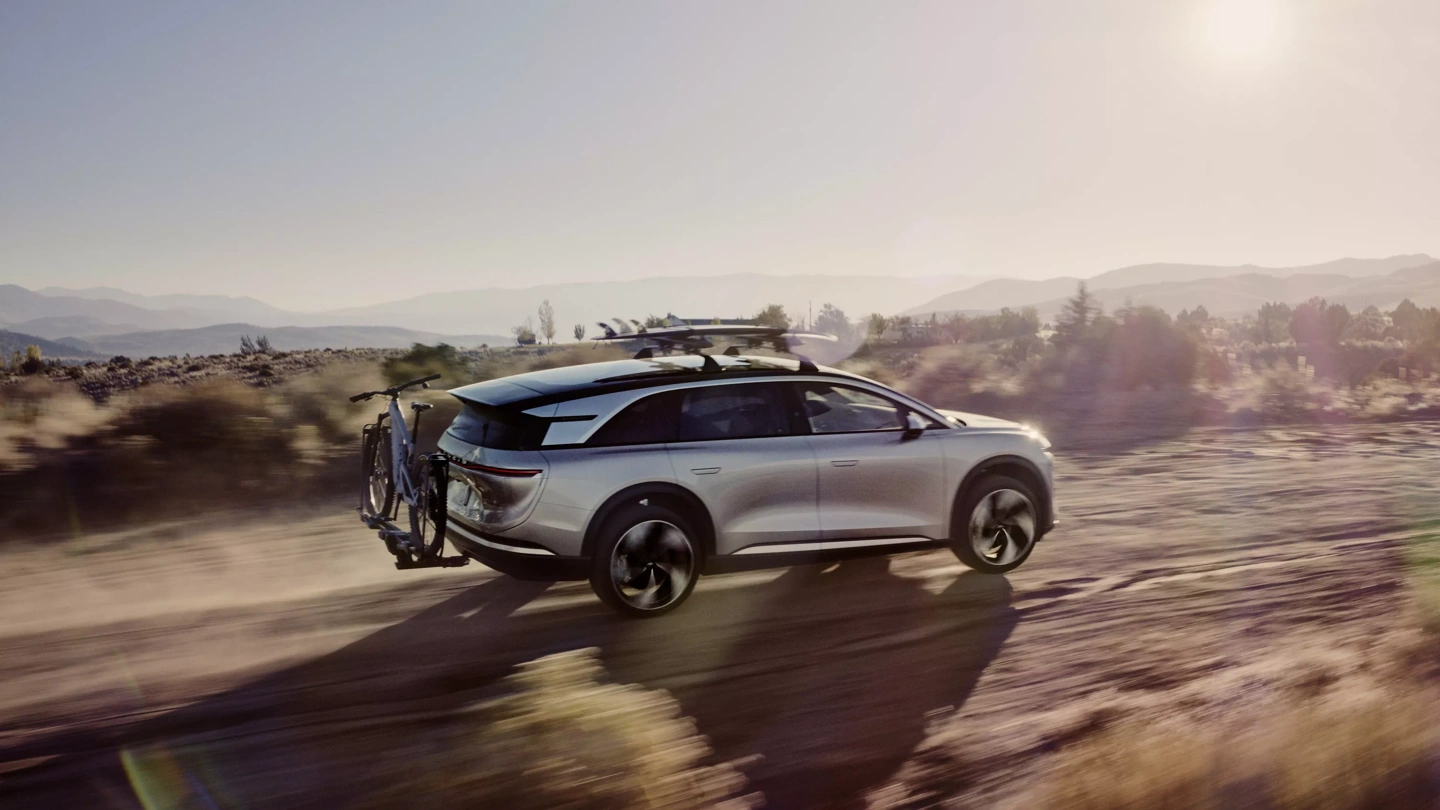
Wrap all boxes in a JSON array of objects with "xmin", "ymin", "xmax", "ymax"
[{"xmin": 0, "ymin": 423, "xmax": 1436, "ymax": 809}]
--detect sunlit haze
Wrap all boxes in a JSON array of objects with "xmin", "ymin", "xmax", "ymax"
[{"xmin": 3, "ymin": 1, "xmax": 1437, "ymax": 309}]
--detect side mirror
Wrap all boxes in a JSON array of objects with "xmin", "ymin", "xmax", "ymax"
[{"xmin": 902, "ymin": 411, "xmax": 927, "ymax": 440}]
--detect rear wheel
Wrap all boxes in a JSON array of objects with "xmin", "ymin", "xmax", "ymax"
[
  {"xmin": 590, "ymin": 503, "xmax": 699, "ymax": 618},
  {"xmin": 361, "ymin": 425, "xmax": 394, "ymax": 518},
  {"xmin": 407, "ymin": 456, "xmax": 448, "ymax": 559},
  {"xmin": 950, "ymin": 474, "xmax": 1039, "ymax": 574}
]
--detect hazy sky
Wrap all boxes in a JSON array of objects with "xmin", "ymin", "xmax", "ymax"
[{"xmin": 3, "ymin": 1, "xmax": 1437, "ymax": 310}]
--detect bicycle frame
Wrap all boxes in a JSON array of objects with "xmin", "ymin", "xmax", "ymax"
[{"xmin": 379, "ymin": 397, "xmax": 423, "ymax": 507}]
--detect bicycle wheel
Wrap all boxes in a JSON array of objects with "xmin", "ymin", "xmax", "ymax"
[
  {"xmin": 407, "ymin": 456, "xmax": 448, "ymax": 558},
  {"xmin": 361, "ymin": 425, "xmax": 395, "ymax": 518}
]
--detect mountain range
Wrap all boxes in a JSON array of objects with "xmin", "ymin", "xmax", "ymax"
[
  {"xmin": 901, "ymin": 255, "xmax": 1436, "ymax": 317},
  {"xmin": 4, "ymin": 255, "xmax": 1438, "ymax": 356}
]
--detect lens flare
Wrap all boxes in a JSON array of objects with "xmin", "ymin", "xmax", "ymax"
[{"xmin": 1195, "ymin": 0, "xmax": 1285, "ymax": 63}]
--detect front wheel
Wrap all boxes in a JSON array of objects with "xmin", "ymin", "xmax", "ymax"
[
  {"xmin": 361, "ymin": 425, "xmax": 394, "ymax": 518},
  {"xmin": 589, "ymin": 503, "xmax": 700, "ymax": 618},
  {"xmin": 950, "ymin": 474, "xmax": 1040, "ymax": 574}
]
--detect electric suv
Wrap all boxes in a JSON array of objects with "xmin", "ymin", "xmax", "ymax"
[{"xmin": 439, "ymin": 354, "xmax": 1055, "ymax": 617}]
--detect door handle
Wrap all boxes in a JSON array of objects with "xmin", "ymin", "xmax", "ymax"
[
  {"xmin": 691, "ymin": 467, "xmax": 721, "ymax": 475},
  {"xmin": 830, "ymin": 459, "xmax": 859, "ymax": 467}
]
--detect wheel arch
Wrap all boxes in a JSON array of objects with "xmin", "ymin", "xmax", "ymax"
[
  {"xmin": 581, "ymin": 482, "xmax": 716, "ymax": 560},
  {"xmin": 951, "ymin": 454, "xmax": 1052, "ymax": 540}
]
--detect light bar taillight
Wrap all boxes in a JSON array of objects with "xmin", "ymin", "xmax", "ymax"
[{"xmin": 451, "ymin": 461, "xmax": 542, "ymax": 478}]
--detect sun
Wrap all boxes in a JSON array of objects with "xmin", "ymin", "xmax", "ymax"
[{"xmin": 1195, "ymin": 0, "xmax": 1284, "ymax": 63}]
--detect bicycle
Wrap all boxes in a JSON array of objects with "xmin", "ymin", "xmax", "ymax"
[{"xmin": 351, "ymin": 374, "xmax": 463, "ymax": 568}]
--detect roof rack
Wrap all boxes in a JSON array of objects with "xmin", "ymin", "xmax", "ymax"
[{"xmin": 592, "ymin": 319, "xmax": 838, "ymax": 367}]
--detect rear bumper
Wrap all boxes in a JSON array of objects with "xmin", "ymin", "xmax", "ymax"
[{"xmin": 445, "ymin": 520, "xmax": 589, "ymax": 581}]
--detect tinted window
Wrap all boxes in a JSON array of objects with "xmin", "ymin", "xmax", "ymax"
[
  {"xmin": 678, "ymin": 383, "xmax": 791, "ymax": 441},
  {"xmin": 587, "ymin": 392, "xmax": 680, "ymax": 447},
  {"xmin": 797, "ymin": 383, "xmax": 904, "ymax": 434},
  {"xmin": 446, "ymin": 403, "xmax": 546, "ymax": 450}
]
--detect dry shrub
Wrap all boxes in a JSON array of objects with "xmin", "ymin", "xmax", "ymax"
[
  {"xmin": 901, "ymin": 345, "xmax": 995, "ymax": 408},
  {"xmin": 1041, "ymin": 697, "xmax": 1440, "ymax": 810},
  {"xmin": 0, "ymin": 377, "xmax": 113, "ymax": 467},
  {"xmin": 1259, "ymin": 367, "xmax": 1320, "ymax": 421},
  {"xmin": 364, "ymin": 649, "xmax": 758, "ymax": 810},
  {"xmin": 527, "ymin": 344, "xmax": 628, "ymax": 371},
  {"xmin": 0, "ymin": 368, "xmax": 392, "ymax": 536}
]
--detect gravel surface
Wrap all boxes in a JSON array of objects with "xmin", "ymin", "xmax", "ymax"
[{"xmin": 0, "ymin": 423, "xmax": 1435, "ymax": 808}]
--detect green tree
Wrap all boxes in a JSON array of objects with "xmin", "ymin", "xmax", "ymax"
[
  {"xmin": 1253, "ymin": 301, "xmax": 1293, "ymax": 343},
  {"xmin": 1391, "ymin": 299, "xmax": 1432, "ymax": 343},
  {"xmin": 1176, "ymin": 305, "xmax": 1210, "ymax": 332},
  {"xmin": 572, "ymin": 323, "xmax": 585, "ymax": 341},
  {"xmin": 1053, "ymin": 282, "xmax": 1097, "ymax": 347},
  {"xmin": 1345, "ymin": 305, "xmax": 1386, "ymax": 341},
  {"xmin": 537, "ymin": 300, "xmax": 557, "ymax": 344},
  {"xmin": 753, "ymin": 304, "xmax": 789, "ymax": 329},
  {"xmin": 814, "ymin": 303, "xmax": 850, "ymax": 340},
  {"xmin": 866, "ymin": 313, "xmax": 890, "ymax": 341},
  {"xmin": 1288, "ymin": 297, "xmax": 1350, "ymax": 346}
]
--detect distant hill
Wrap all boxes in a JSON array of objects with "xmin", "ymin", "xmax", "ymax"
[
  {"xmin": 306, "ymin": 273, "xmax": 989, "ymax": 335},
  {"xmin": 4, "ymin": 275, "xmax": 990, "ymax": 337},
  {"xmin": 35, "ymin": 286, "xmax": 292, "ymax": 325},
  {"xmin": 9, "ymin": 257, "xmax": 1436, "ymax": 340},
  {"xmin": 1012, "ymin": 260, "xmax": 1440, "ymax": 319},
  {"xmin": 902, "ymin": 255, "xmax": 1437, "ymax": 316},
  {"xmin": 0, "ymin": 285, "xmax": 213, "ymax": 332},
  {"xmin": 6, "ymin": 315, "xmax": 145, "ymax": 339},
  {"xmin": 0, "ymin": 330, "xmax": 100, "ymax": 360},
  {"xmin": 61, "ymin": 323, "xmax": 513, "ymax": 357}
]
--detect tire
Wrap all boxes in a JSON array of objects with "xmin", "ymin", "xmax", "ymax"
[
  {"xmin": 950, "ymin": 474, "xmax": 1040, "ymax": 574},
  {"xmin": 589, "ymin": 502, "xmax": 700, "ymax": 618},
  {"xmin": 361, "ymin": 425, "xmax": 395, "ymax": 518},
  {"xmin": 407, "ymin": 456, "xmax": 447, "ymax": 558}
]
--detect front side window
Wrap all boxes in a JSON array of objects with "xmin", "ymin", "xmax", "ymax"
[
  {"xmin": 797, "ymin": 383, "xmax": 905, "ymax": 434},
  {"xmin": 678, "ymin": 383, "xmax": 791, "ymax": 441}
]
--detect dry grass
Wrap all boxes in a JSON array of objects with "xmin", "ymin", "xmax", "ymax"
[
  {"xmin": 361, "ymin": 648, "xmax": 758, "ymax": 810},
  {"xmin": 1405, "ymin": 520, "xmax": 1440, "ymax": 639},
  {"xmin": 1040, "ymin": 697, "xmax": 1440, "ymax": 810}
]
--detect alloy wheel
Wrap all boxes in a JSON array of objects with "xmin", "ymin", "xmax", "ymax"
[
  {"xmin": 609, "ymin": 520, "xmax": 696, "ymax": 611},
  {"xmin": 968, "ymin": 488, "xmax": 1037, "ymax": 567}
]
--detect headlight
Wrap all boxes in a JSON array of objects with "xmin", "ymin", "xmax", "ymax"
[{"xmin": 1022, "ymin": 425, "xmax": 1052, "ymax": 450}]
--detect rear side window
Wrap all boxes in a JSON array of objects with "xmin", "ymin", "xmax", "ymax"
[
  {"xmin": 587, "ymin": 392, "xmax": 680, "ymax": 447},
  {"xmin": 678, "ymin": 383, "xmax": 791, "ymax": 441},
  {"xmin": 446, "ymin": 403, "xmax": 546, "ymax": 450}
]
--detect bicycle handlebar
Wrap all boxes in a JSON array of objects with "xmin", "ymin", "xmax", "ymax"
[{"xmin": 349, "ymin": 373, "xmax": 442, "ymax": 402}]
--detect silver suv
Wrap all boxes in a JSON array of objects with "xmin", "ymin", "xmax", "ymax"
[{"xmin": 439, "ymin": 354, "xmax": 1055, "ymax": 617}]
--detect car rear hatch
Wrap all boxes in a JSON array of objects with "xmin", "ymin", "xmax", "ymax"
[{"xmin": 439, "ymin": 394, "xmax": 551, "ymax": 533}]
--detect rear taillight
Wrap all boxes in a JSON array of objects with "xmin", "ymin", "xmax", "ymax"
[
  {"xmin": 447, "ymin": 462, "xmax": 544, "ymax": 531},
  {"xmin": 450, "ymin": 461, "xmax": 541, "ymax": 478}
]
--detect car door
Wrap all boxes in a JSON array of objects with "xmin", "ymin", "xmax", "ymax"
[
  {"xmin": 664, "ymin": 381, "xmax": 819, "ymax": 555},
  {"xmin": 795, "ymin": 381, "xmax": 947, "ymax": 541}
]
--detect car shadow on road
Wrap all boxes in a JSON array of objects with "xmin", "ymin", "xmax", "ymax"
[{"xmin": 0, "ymin": 558, "xmax": 1017, "ymax": 810}]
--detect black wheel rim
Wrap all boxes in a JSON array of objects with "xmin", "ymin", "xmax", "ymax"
[
  {"xmin": 610, "ymin": 520, "xmax": 695, "ymax": 611},
  {"xmin": 968, "ymin": 488, "xmax": 1037, "ymax": 566}
]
